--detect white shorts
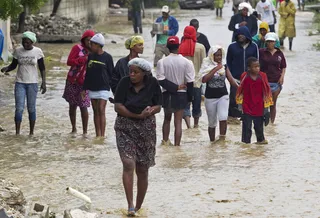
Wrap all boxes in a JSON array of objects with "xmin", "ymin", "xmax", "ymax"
[
  {"xmin": 88, "ymin": 90, "xmax": 110, "ymax": 101},
  {"xmin": 205, "ymin": 95, "xmax": 229, "ymax": 128}
]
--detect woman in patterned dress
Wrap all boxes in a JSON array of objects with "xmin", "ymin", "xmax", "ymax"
[
  {"xmin": 114, "ymin": 58, "xmax": 162, "ymax": 216},
  {"xmin": 63, "ymin": 30, "xmax": 95, "ymax": 135}
]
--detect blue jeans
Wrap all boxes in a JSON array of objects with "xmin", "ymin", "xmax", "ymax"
[
  {"xmin": 14, "ymin": 82, "xmax": 38, "ymax": 122},
  {"xmin": 183, "ymin": 87, "xmax": 202, "ymax": 118},
  {"xmin": 132, "ymin": 11, "xmax": 142, "ymax": 34}
]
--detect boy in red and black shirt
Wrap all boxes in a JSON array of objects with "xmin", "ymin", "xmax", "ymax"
[{"xmin": 236, "ymin": 57, "xmax": 273, "ymax": 144}]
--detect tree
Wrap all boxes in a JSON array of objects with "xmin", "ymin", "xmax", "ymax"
[{"xmin": 0, "ymin": 0, "xmax": 47, "ymax": 33}]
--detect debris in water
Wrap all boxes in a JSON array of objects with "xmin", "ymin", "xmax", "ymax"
[{"xmin": 66, "ymin": 187, "xmax": 92, "ymax": 204}]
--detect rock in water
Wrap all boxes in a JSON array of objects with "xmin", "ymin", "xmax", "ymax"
[
  {"xmin": 0, "ymin": 178, "xmax": 26, "ymax": 217},
  {"xmin": 64, "ymin": 209, "xmax": 97, "ymax": 218}
]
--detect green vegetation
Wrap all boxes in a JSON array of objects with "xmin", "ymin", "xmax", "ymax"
[
  {"xmin": 311, "ymin": 12, "xmax": 320, "ymax": 49},
  {"xmin": 313, "ymin": 42, "xmax": 320, "ymax": 50},
  {"xmin": 154, "ymin": 0, "xmax": 179, "ymax": 8},
  {"xmin": 0, "ymin": 0, "xmax": 47, "ymax": 32}
]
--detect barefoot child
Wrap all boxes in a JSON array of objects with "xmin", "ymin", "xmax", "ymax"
[
  {"xmin": 83, "ymin": 33, "xmax": 114, "ymax": 137},
  {"xmin": 236, "ymin": 57, "xmax": 273, "ymax": 144}
]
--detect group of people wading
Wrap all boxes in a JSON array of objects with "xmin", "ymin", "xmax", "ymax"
[{"xmin": 1, "ymin": 3, "xmax": 292, "ymax": 216}]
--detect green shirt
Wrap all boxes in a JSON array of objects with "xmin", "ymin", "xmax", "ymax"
[{"xmin": 157, "ymin": 20, "xmax": 169, "ymax": 45}]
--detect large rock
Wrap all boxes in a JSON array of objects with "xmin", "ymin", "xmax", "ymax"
[
  {"xmin": 63, "ymin": 209, "xmax": 97, "ymax": 218},
  {"xmin": 0, "ymin": 178, "xmax": 26, "ymax": 218}
]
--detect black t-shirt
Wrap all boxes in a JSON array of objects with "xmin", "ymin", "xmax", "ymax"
[
  {"xmin": 197, "ymin": 33, "xmax": 211, "ymax": 55},
  {"xmin": 204, "ymin": 66, "xmax": 228, "ymax": 99},
  {"xmin": 114, "ymin": 76, "xmax": 163, "ymax": 114},
  {"xmin": 83, "ymin": 52, "xmax": 114, "ymax": 91}
]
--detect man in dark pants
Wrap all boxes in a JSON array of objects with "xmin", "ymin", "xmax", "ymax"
[
  {"xmin": 131, "ymin": 0, "xmax": 143, "ymax": 34},
  {"xmin": 189, "ymin": 19, "xmax": 211, "ymax": 55},
  {"xmin": 226, "ymin": 26, "xmax": 259, "ymax": 123}
]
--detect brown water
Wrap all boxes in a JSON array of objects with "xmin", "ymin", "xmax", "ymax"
[{"xmin": 1, "ymin": 3, "xmax": 320, "ymax": 217}]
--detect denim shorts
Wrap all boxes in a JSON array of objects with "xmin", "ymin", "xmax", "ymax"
[
  {"xmin": 88, "ymin": 90, "xmax": 111, "ymax": 101},
  {"xmin": 14, "ymin": 82, "xmax": 38, "ymax": 122},
  {"xmin": 183, "ymin": 87, "xmax": 202, "ymax": 118},
  {"xmin": 269, "ymin": 83, "xmax": 282, "ymax": 93}
]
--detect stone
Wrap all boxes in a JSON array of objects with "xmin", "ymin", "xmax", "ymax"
[
  {"xmin": 0, "ymin": 208, "xmax": 11, "ymax": 218},
  {"xmin": 0, "ymin": 125, "xmax": 5, "ymax": 132},
  {"xmin": 110, "ymin": 4, "xmax": 121, "ymax": 9},
  {"xmin": 63, "ymin": 209, "xmax": 97, "ymax": 218},
  {"xmin": 27, "ymin": 203, "xmax": 50, "ymax": 218}
]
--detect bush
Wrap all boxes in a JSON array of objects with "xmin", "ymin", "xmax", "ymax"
[{"xmin": 155, "ymin": 0, "xmax": 179, "ymax": 9}]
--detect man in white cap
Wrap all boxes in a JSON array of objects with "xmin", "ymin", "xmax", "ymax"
[
  {"xmin": 228, "ymin": 2, "xmax": 258, "ymax": 42},
  {"xmin": 151, "ymin": 5, "xmax": 179, "ymax": 67}
]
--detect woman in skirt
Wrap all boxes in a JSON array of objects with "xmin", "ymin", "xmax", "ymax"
[
  {"xmin": 114, "ymin": 58, "xmax": 162, "ymax": 216},
  {"xmin": 63, "ymin": 30, "xmax": 95, "ymax": 135}
]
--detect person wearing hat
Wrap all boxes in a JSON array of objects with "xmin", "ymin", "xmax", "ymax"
[
  {"xmin": 255, "ymin": 0, "xmax": 277, "ymax": 32},
  {"xmin": 252, "ymin": 22, "xmax": 280, "ymax": 48},
  {"xmin": 63, "ymin": 30, "xmax": 95, "ymax": 136},
  {"xmin": 83, "ymin": 33, "xmax": 114, "ymax": 137},
  {"xmin": 114, "ymin": 58, "xmax": 162, "ymax": 216},
  {"xmin": 259, "ymin": 32, "xmax": 286, "ymax": 124},
  {"xmin": 111, "ymin": 35, "xmax": 144, "ymax": 93},
  {"xmin": 156, "ymin": 36, "xmax": 195, "ymax": 146},
  {"xmin": 1, "ymin": 31, "xmax": 46, "ymax": 135},
  {"xmin": 278, "ymin": 0, "xmax": 296, "ymax": 50},
  {"xmin": 228, "ymin": 2, "xmax": 258, "ymax": 42},
  {"xmin": 151, "ymin": 5, "xmax": 179, "ymax": 67}
]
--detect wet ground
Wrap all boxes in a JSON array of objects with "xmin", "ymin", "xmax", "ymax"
[{"xmin": 1, "ymin": 2, "xmax": 320, "ymax": 217}]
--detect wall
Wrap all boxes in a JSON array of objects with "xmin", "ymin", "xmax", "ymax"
[{"xmin": 40, "ymin": 0, "xmax": 109, "ymax": 23}]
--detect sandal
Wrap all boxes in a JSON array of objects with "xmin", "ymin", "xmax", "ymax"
[{"xmin": 127, "ymin": 208, "xmax": 136, "ymax": 217}]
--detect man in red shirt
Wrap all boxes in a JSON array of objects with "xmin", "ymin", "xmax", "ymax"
[{"xmin": 236, "ymin": 57, "xmax": 273, "ymax": 144}]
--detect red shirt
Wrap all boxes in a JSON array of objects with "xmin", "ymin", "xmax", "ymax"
[
  {"xmin": 259, "ymin": 48, "xmax": 287, "ymax": 83},
  {"xmin": 241, "ymin": 74, "xmax": 264, "ymax": 117}
]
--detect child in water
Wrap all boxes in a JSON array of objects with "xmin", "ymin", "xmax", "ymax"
[{"xmin": 236, "ymin": 57, "xmax": 273, "ymax": 144}]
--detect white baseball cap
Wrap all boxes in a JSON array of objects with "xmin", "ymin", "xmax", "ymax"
[
  {"xmin": 161, "ymin": 5, "xmax": 170, "ymax": 13},
  {"xmin": 90, "ymin": 33, "xmax": 105, "ymax": 46},
  {"xmin": 265, "ymin": 32, "xmax": 279, "ymax": 41}
]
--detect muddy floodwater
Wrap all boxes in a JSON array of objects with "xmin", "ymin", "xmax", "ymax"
[{"xmin": 1, "ymin": 3, "xmax": 320, "ymax": 217}]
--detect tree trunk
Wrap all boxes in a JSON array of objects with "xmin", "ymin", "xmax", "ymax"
[
  {"xmin": 17, "ymin": 4, "xmax": 27, "ymax": 33},
  {"xmin": 51, "ymin": 0, "xmax": 62, "ymax": 16}
]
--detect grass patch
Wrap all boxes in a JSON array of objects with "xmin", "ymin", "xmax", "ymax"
[{"xmin": 313, "ymin": 42, "xmax": 320, "ymax": 50}]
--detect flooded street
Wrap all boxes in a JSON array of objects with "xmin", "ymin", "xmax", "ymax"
[{"xmin": 1, "ymin": 2, "xmax": 320, "ymax": 217}]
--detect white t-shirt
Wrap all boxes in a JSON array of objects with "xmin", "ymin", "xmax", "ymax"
[
  {"xmin": 13, "ymin": 46, "xmax": 44, "ymax": 83},
  {"xmin": 156, "ymin": 54, "xmax": 195, "ymax": 93},
  {"xmin": 256, "ymin": 0, "xmax": 275, "ymax": 25}
]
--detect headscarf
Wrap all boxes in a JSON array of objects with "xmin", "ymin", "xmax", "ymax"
[
  {"xmin": 22, "ymin": 31, "xmax": 37, "ymax": 43},
  {"xmin": 179, "ymin": 26, "xmax": 197, "ymax": 57},
  {"xmin": 125, "ymin": 36, "xmax": 144, "ymax": 50},
  {"xmin": 81, "ymin": 30, "xmax": 95, "ymax": 46},
  {"xmin": 128, "ymin": 58, "xmax": 152, "ymax": 72},
  {"xmin": 239, "ymin": 2, "xmax": 253, "ymax": 16},
  {"xmin": 199, "ymin": 45, "xmax": 226, "ymax": 80},
  {"xmin": 236, "ymin": 72, "xmax": 273, "ymax": 108}
]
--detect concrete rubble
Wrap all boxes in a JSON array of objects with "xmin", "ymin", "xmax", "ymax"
[
  {"xmin": 0, "ymin": 178, "xmax": 26, "ymax": 218},
  {"xmin": 63, "ymin": 209, "xmax": 97, "ymax": 218},
  {"xmin": 0, "ymin": 178, "xmax": 98, "ymax": 218},
  {"xmin": 11, "ymin": 14, "xmax": 93, "ymax": 37}
]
